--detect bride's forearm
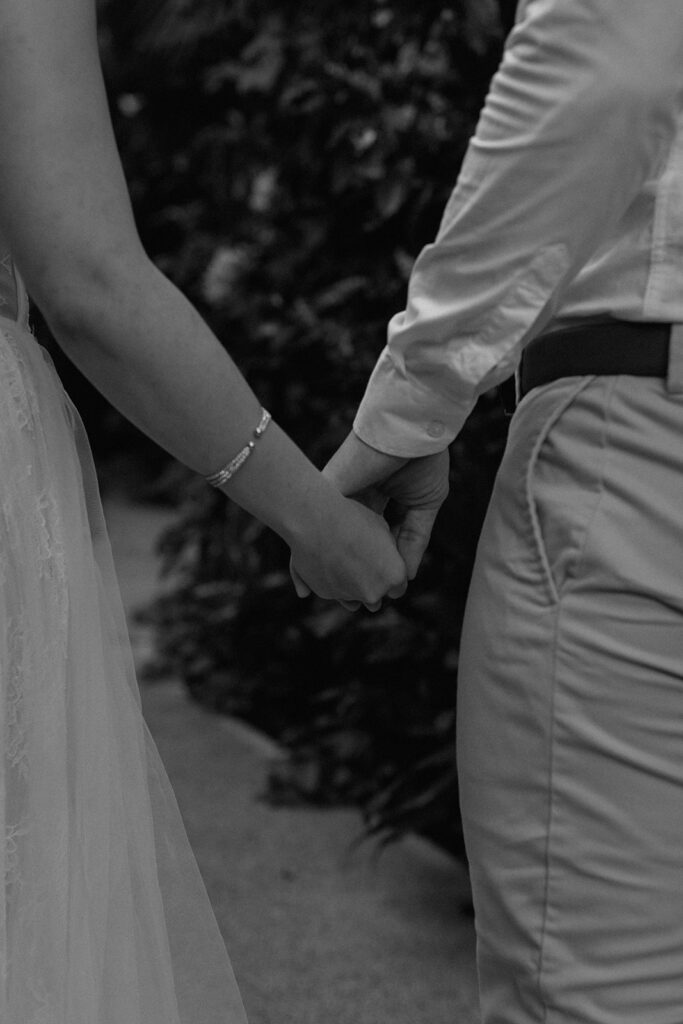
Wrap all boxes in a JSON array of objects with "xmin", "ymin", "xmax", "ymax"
[{"xmin": 44, "ymin": 255, "xmax": 334, "ymax": 546}]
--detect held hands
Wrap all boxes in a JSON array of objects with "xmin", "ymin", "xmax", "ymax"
[
  {"xmin": 288, "ymin": 492, "xmax": 409, "ymax": 612},
  {"xmin": 289, "ymin": 430, "xmax": 450, "ymax": 610}
]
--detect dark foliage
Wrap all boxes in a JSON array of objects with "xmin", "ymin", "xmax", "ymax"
[{"xmin": 96, "ymin": 0, "xmax": 514, "ymax": 861}]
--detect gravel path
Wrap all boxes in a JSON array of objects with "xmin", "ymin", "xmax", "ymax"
[{"xmin": 102, "ymin": 493, "xmax": 481, "ymax": 1024}]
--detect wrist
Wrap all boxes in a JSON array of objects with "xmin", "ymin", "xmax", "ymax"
[
  {"xmin": 324, "ymin": 429, "xmax": 408, "ymax": 495},
  {"xmin": 213, "ymin": 420, "xmax": 341, "ymax": 549},
  {"xmin": 277, "ymin": 472, "xmax": 346, "ymax": 552}
]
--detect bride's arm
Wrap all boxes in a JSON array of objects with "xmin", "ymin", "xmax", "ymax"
[{"xmin": 0, "ymin": 0, "xmax": 407, "ymax": 605}]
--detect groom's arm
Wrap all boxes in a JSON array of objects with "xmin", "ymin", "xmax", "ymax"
[{"xmin": 351, "ymin": 0, "xmax": 683, "ymax": 460}]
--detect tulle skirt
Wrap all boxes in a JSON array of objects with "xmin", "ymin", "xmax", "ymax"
[{"xmin": 0, "ymin": 313, "xmax": 247, "ymax": 1023}]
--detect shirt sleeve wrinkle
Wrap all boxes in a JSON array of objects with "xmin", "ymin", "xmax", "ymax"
[
  {"xmin": 402, "ymin": 243, "xmax": 570, "ymax": 394},
  {"xmin": 354, "ymin": 0, "xmax": 683, "ymax": 456}
]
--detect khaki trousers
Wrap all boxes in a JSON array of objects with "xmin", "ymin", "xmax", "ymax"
[{"xmin": 457, "ymin": 332, "xmax": 683, "ymax": 1023}]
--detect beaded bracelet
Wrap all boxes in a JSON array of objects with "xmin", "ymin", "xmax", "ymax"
[{"xmin": 204, "ymin": 407, "xmax": 272, "ymax": 487}]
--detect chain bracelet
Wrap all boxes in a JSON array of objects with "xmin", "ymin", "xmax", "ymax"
[{"xmin": 204, "ymin": 408, "xmax": 272, "ymax": 487}]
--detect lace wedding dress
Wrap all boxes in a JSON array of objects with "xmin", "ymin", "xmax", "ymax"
[{"xmin": 0, "ymin": 247, "xmax": 248, "ymax": 1023}]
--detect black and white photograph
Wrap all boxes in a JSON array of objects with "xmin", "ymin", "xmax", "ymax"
[{"xmin": 0, "ymin": 0, "xmax": 681, "ymax": 1021}]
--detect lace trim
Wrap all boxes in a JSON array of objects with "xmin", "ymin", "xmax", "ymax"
[
  {"xmin": 0, "ymin": 317, "xmax": 70, "ymax": 1019},
  {"xmin": 0, "ymin": 328, "xmax": 39, "ymax": 434},
  {"xmin": 5, "ymin": 614, "xmax": 31, "ymax": 783}
]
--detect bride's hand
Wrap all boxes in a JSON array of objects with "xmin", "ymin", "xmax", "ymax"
[{"xmin": 288, "ymin": 491, "xmax": 408, "ymax": 611}]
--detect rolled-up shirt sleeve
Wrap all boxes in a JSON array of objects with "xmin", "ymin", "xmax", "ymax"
[{"xmin": 353, "ymin": 0, "xmax": 683, "ymax": 456}]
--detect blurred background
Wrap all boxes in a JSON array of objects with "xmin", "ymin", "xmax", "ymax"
[{"xmin": 39, "ymin": 0, "xmax": 518, "ymax": 870}]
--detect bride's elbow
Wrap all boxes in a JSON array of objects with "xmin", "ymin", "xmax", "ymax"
[{"xmin": 35, "ymin": 242, "xmax": 152, "ymax": 346}]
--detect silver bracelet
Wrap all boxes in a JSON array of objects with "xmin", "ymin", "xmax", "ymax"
[{"xmin": 204, "ymin": 408, "xmax": 272, "ymax": 487}]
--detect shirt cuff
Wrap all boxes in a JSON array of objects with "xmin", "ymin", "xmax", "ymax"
[{"xmin": 352, "ymin": 348, "xmax": 473, "ymax": 458}]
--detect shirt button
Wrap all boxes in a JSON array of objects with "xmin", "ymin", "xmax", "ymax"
[{"xmin": 426, "ymin": 420, "xmax": 445, "ymax": 439}]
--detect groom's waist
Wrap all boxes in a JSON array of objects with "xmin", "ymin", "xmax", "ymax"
[{"xmin": 501, "ymin": 318, "xmax": 675, "ymax": 415}]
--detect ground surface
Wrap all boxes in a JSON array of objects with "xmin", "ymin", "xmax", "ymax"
[{"xmin": 102, "ymin": 492, "xmax": 481, "ymax": 1024}]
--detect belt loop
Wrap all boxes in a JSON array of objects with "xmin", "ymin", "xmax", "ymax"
[{"xmin": 666, "ymin": 324, "xmax": 683, "ymax": 394}]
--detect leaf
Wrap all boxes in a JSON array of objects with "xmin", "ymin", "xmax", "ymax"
[
  {"xmin": 314, "ymin": 276, "xmax": 368, "ymax": 311},
  {"xmin": 237, "ymin": 23, "xmax": 286, "ymax": 94},
  {"xmin": 374, "ymin": 176, "xmax": 410, "ymax": 221},
  {"xmin": 305, "ymin": 605, "xmax": 351, "ymax": 639},
  {"xmin": 323, "ymin": 62, "xmax": 382, "ymax": 102}
]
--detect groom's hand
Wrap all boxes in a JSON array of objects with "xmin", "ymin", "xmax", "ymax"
[
  {"xmin": 290, "ymin": 430, "xmax": 449, "ymax": 608},
  {"xmin": 324, "ymin": 430, "xmax": 450, "ymax": 580}
]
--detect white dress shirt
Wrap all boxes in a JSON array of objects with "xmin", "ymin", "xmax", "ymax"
[{"xmin": 353, "ymin": 0, "xmax": 683, "ymax": 457}]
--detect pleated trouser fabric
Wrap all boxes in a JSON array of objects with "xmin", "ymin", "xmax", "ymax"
[{"xmin": 457, "ymin": 349, "xmax": 683, "ymax": 1023}]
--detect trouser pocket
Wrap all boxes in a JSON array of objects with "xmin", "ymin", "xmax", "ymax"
[{"xmin": 520, "ymin": 375, "xmax": 614, "ymax": 605}]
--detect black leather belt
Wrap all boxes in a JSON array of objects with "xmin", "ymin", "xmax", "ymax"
[{"xmin": 501, "ymin": 320, "xmax": 673, "ymax": 416}]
